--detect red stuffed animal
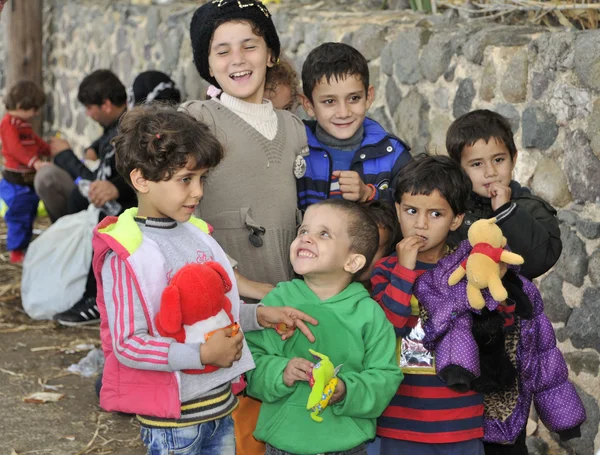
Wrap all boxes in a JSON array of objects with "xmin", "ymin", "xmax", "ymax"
[{"xmin": 156, "ymin": 261, "xmax": 239, "ymax": 374}]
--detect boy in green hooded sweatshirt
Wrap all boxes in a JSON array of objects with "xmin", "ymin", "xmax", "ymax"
[{"xmin": 245, "ymin": 199, "xmax": 402, "ymax": 455}]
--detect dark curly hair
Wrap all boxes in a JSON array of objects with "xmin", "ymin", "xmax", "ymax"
[
  {"xmin": 114, "ymin": 104, "xmax": 224, "ymax": 188},
  {"xmin": 4, "ymin": 80, "xmax": 46, "ymax": 111}
]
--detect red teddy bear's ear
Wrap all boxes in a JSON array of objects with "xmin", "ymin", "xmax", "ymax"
[
  {"xmin": 156, "ymin": 284, "xmax": 183, "ymax": 335},
  {"xmin": 205, "ymin": 261, "xmax": 232, "ymax": 293}
]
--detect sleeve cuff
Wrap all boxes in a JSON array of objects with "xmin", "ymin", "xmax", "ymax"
[
  {"xmin": 392, "ymin": 263, "xmax": 418, "ymax": 282},
  {"xmin": 492, "ymin": 202, "xmax": 517, "ymax": 225},
  {"xmin": 239, "ymin": 302, "xmax": 263, "ymax": 332},
  {"xmin": 168, "ymin": 342, "xmax": 203, "ymax": 371},
  {"xmin": 558, "ymin": 426, "xmax": 581, "ymax": 441}
]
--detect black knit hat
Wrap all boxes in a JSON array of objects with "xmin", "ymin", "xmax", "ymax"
[
  {"xmin": 127, "ymin": 71, "xmax": 181, "ymax": 108},
  {"xmin": 190, "ymin": 0, "xmax": 280, "ymax": 88}
]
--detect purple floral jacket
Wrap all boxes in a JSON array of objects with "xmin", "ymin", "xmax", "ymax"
[{"xmin": 413, "ymin": 241, "xmax": 586, "ymax": 444}]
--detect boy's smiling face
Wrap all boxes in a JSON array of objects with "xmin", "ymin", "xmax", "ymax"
[
  {"xmin": 302, "ymin": 74, "xmax": 374, "ymax": 140},
  {"xmin": 396, "ymin": 190, "xmax": 464, "ymax": 263}
]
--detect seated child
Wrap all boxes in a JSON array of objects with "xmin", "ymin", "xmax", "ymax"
[
  {"xmin": 297, "ymin": 42, "xmax": 411, "ymax": 210},
  {"xmin": 245, "ymin": 199, "xmax": 403, "ymax": 455},
  {"xmin": 93, "ymin": 105, "xmax": 316, "ymax": 454},
  {"xmin": 0, "ymin": 80, "xmax": 50, "ymax": 263},
  {"xmin": 371, "ymin": 154, "xmax": 487, "ymax": 454},
  {"xmin": 446, "ymin": 109, "xmax": 561, "ymax": 279}
]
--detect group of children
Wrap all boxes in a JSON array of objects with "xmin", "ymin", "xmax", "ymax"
[{"xmin": 0, "ymin": 0, "xmax": 586, "ymax": 454}]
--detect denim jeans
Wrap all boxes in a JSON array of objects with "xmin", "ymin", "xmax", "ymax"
[
  {"xmin": 265, "ymin": 443, "xmax": 367, "ymax": 455},
  {"xmin": 141, "ymin": 415, "xmax": 235, "ymax": 455}
]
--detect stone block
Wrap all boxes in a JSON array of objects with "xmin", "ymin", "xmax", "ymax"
[
  {"xmin": 385, "ymin": 77, "xmax": 402, "ymax": 115},
  {"xmin": 434, "ymin": 87, "xmax": 449, "ymax": 110},
  {"xmin": 521, "ymin": 105, "xmax": 558, "ymax": 150},
  {"xmin": 463, "ymin": 27, "xmax": 536, "ymax": 65},
  {"xmin": 566, "ymin": 286, "xmax": 600, "ymax": 351},
  {"xmin": 352, "ymin": 25, "xmax": 386, "ymax": 61},
  {"xmin": 574, "ymin": 31, "xmax": 600, "ymax": 91},
  {"xmin": 525, "ymin": 436, "xmax": 549, "ymax": 455},
  {"xmin": 480, "ymin": 60, "xmax": 496, "ymax": 102},
  {"xmin": 389, "ymin": 28, "xmax": 425, "ymax": 85},
  {"xmin": 530, "ymin": 70, "xmax": 554, "ymax": 100},
  {"xmin": 369, "ymin": 62, "xmax": 381, "ymax": 99},
  {"xmin": 492, "ymin": 103, "xmax": 520, "ymax": 133},
  {"xmin": 557, "ymin": 209, "xmax": 577, "ymax": 226},
  {"xmin": 530, "ymin": 158, "xmax": 571, "ymax": 208},
  {"xmin": 589, "ymin": 249, "xmax": 600, "ymax": 287},
  {"xmin": 577, "ymin": 218, "xmax": 600, "ymax": 239},
  {"xmin": 548, "ymin": 83, "xmax": 592, "ymax": 123},
  {"xmin": 530, "ymin": 32, "xmax": 574, "ymax": 72},
  {"xmin": 564, "ymin": 351, "xmax": 600, "ymax": 376},
  {"xmin": 394, "ymin": 89, "xmax": 429, "ymax": 154},
  {"xmin": 419, "ymin": 33, "xmax": 454, "ymax": 83},
  {"xmin": 555, "ymin": 224, "xmax": 588, "ymax": 287},
  {"xmin": 370, "ymin": 105, "xmax": 396, "ymax": 137},
  {"xmin": 453, "ymin": 78, "xmax": 475, "ymax": 118},
  {"xmin": 587, "ymin": 99, "xmax": 600, "ymax": 160},
  {"xmin": 501, "ymin": 49, "xmax": 528, "ymax": 103},
  {"xmin": 564, "ymin": 129, "xmax": 600, "ymax": 204},
  {"xmin": 539, "ymin": 272, "xmax": 571, "ymax": 324}
]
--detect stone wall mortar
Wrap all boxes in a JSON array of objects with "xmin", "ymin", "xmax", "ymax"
[{"xmin": 1, "ymin": 2, "xmax": 599, "ymax": 453}]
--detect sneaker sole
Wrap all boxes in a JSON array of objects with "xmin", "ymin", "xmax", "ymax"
[{"xmin": 55, "ymin": 319, "xmax": 100, "ymax": 327}]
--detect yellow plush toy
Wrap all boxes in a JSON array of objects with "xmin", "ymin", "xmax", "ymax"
[
  {"xmin": 306, "ymin": 349, "xmax": 342, "ymax": 422},
  {"xmin": 448, "ymin": 218, "xmax": 524, "ymax": 310}
]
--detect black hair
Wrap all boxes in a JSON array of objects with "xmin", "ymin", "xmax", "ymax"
[
  {"xmin": 4, "ymin": 80, "xmax": 46, "ymax": 110},
  {"xmin": 301, "ymin": 42, "xmax": 369, "ymax": 103},
  {"xmin": 114, "ymin": 104, "xmax": 224, "ymax": 188},
  {"xmin": 310, "ymin": 199, "xmax": 379, "ymax": 279},
  {"xmin": 446, "ymin": 109, "xmax": 517, "ymax": 163},
  {"xmin": 77, "ymin": 69, "xmax": 127, "ymax": 107},
  {"xmin": 363, "ymin": 200, "xmax": 401, "ymax": 257},
  {"xmin": 395, "ymin": 154, "xmax": 472, "ymax": 215}
]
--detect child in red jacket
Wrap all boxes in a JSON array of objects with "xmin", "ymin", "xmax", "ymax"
[{"xmin": 0, "ymin": 80, "xmax": 50, "ymax": 263}]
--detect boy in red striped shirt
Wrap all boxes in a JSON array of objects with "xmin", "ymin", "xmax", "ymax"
[{"xmin": 371, "ymin": 154, "xmax": 485, "ymax": 454}]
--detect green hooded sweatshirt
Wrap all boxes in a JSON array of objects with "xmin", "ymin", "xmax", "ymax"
[{"xmin": 245, "ymin": 280, "xmax": 402, "ymax": 454}]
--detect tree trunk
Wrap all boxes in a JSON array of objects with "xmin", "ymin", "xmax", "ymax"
[{"xmin": 3, "ymin": 0, "xmax": 44, "ymax": 133}]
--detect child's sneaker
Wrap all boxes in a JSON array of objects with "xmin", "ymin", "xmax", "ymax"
[
  {"xmin": 9, "ymin": 250, "xmax": 25, "ymax": 264},
  {"xmin": 54, "ymin": 296, "xmax": 100, "ymax": 327}
]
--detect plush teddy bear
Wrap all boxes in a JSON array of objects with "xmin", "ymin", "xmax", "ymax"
[
  {"xmin": 448, "ymin": 217, "xmax": 524, "ymax": 310},
  {"xmin": 156, "ymin": 261, "xmax": 239, "ymax": 374}
]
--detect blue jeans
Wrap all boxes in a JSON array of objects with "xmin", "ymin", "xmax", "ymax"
[
  {"xmin": 0, "ymin": 179, "xmax": 39, "ymax": 251},
  {"xmin": 141, "ymin": 415, "xmax": 235, "ymax": 455}
]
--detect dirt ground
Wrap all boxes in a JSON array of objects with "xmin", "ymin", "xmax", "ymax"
[{"xmin": 0, "ymin": 216, "xmax": 144, "ymax": 455}]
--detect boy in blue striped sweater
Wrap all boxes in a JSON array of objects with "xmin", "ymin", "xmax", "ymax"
[{"xmin": 371, "ymin": 155, "xmax": 485, "ymax": 455}]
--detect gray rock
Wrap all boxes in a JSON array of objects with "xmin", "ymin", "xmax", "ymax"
[
  {"xmin": 386, "ymin": 77, "xmax": 402, "ymax": 115},
  {"xmin": 530, "ymin": 32, "xmax": 575, "ymax": 72},
  {"xmin": 557, "ymin": 209, "xmax": 578, "ymax": 226},
  {"xmin": 492, "ymin": 104, "xmax": 520, "ymax": 133},
  {"xmin": 394, "ymin": 89, "xmax": 429, "ymax": 154},
  {"xmin": 564, "ymin": 129, "xmax": 600, "ymax": 203},
  {"xmin": 577, "ymin": 218, "xmax": 600, "ymax": 239},
  {"xmin": 521, "ymin": 105, "xmax": 558, "ymax": 150},
  {"xmin": 500, "ymin": 49, "xmax": 528, "ymax": 103},
  {"xmin": 352, "ymin": 25, "xmax": 386, "ymax": 61},
  {"xmin": 555, "ymin": 326, "xmax": 568, "ymax": 343},
  {"xmin": 116, "ymin": 27, "xmax": 128, "ymax": 55},
  {"xmin": 390, "ymin": 29, "xmax": 425, "ymax": 85},
  {"xmin": 530, "ymin": 158, "xmax": 571, "ymax": 208},
  {"xmin": 555, "ymin": 225, "xmax": 588, "ymax": 287},
  {"xmin": 548, "ymin": 83, "xmax": 592, "ymax": 123},
  {"xmin": 453, "ymin": 78, "xmax": 476, "ymax": 118},
  {"xmin": 574, "ymin": 32, "xmax": 600, "ymax": 91},
  {"xmin": 590, "ymin": 249, "xmax": 600, "ymax": 287},
  {"xmin": 160, "ymin": 27, "xmax": 183, "ymax": 72},
  {"xmin": 480, "ymin": 60, "xmax": 496, "ymax": 102},
  {"xmin": 380, "ymin": 43, "xmax": 393, "ymax": 77},
  {"xmin": 564, "ymin": 351, "xmax": 600, "ymax": 376},
  {"xmin": 444, "ymin": 64, "xmax": 456, "ymax": 82},
  {"xmin": 434, "ymin": 87, "xmax": 449, "ymax": 110},
  {"xmin": 557, "ymin": 384, "xmax": 599, "ymax": 455},
  {"xmin": 419, "ymin": 33, "xmax": 454, "ymax": 83},
  {"xmin": 369, "ymin": 62, "xmax": 381, "ymax": 99},
  {"xmin": 525, "ymin": 436, "xmax": 549, "ymax": 455},
  {"xmin": 531, "ymin": 71, "xmax": 554, "ymax": 100},
  {"xmin": 288, "ymin": 23, "xmax": 305, "ymax": 53},
  {"xmin": 146, "ymin": 6, "xmax": 159, "ymax": 42},
  {"xmin": 463, "ymin": 27, "xmax": 536, "ymax": 65},
  {"xmin": 566, "ymin": 286, "xmax": 600, "ymax": 351},
  {"xmin": 75, "ymin": 112, "xmax": 87, "ymax": 136},
  {"xmin": 370, "ymin": 106, "xmax": 396, "ymax": 136},
  {"xmin": 539, "ymin": 272, "xmax": 571, "ymax": 324},
  {"xmin": 587, "ymin": 99, "xmax": 600, "ymax": 160}
]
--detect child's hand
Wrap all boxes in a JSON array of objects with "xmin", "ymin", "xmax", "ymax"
[
  {"xmin": 33, "ymin": 160, "xmax": 51, "ymax": 171},
  {"xmin": 330, "ymin": 378, "xmax": 346, "ymax": 405},
  {"xmin": 89, "ymin": 180, "xmax": 119, "ymax": 207},
  {"xmin": 84, "ymin": 147, "xmax": 98, "ymax": 161},
  {"xmin": 49, "ymin": 137, "xmax": 71, "ymax": 157},
  {"xmin": 200, "ymin": 329, "xmax": 244, "ymax": 368},
  {"xmin": 256, "ymin": 306, "xmax": 318, "ymax": 342},
  {"xmin": 396, "ymin": 236, "xmax": 426, "ymax": 270},
  {"xmin": 283, "ymin": 357, "xmax": 314, "ymax": 387},
  {"xmin": 487, "ymin": 182, "xmax": 512, "ymax": 211},
  {"xmin": 332, "ymin": 170, "xmax": 373, "ymax": 203}
]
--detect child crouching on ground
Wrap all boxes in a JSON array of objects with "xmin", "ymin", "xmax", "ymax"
[
  {"xmin": 92, "ymin": 105, "xmax": 316, "ymax": 454},
  {"xmin": 245, "ymin": 199, "xmax": 403, "ymax": 455}
]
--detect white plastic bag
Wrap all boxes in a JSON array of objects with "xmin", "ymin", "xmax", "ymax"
[{"xmin": 21, "ymin": 204, "xmax": 100, "ymax": 320}]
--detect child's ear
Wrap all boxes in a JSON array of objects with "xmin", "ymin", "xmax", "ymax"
[
  {"xmin": 101, "ymin": 99, "xmax": 113, "ymax": 114},
  {"xmin": 366, "ymin": 85, "xmax": 375, "ymax": 109},
  {"xmin": 450, "ymin": 213, "xmax": 465, "ymax": 232},
  {"xmin": 130, "ymin": 168, "xmax": 149, "ymax": 194},
  {"xmin": 344, "ymin": 253, "xmax": 367, "ymax": 275},
  {"xmin": 267, "ymin": 50, "xmax": 275, "ymax": 68},
  {"xmin": 300, "ymin": 94, "xmax": 316, "ymax": 118}
]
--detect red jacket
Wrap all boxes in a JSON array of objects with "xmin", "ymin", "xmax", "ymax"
[{"xmin": 0, "ymin": 113, "xmax": 50, "ymax": 173}]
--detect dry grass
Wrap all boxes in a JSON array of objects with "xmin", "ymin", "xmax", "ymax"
[{"xmin": 435, "ymin": 0, "xmax": 599, "ymax": 29}]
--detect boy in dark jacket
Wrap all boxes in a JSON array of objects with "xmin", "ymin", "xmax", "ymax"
[
  {"xmin": 297, "ymin": 43, "xmax": 411, "ymax": 211},
  {"xmin": 446, "ymin": 109, "xmax": 561, "ymax": 280}
]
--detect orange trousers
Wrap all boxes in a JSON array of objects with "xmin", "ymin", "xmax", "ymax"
[{"xmin": 233, "ymin": 395, "xmax": 266, "ymax": 455}]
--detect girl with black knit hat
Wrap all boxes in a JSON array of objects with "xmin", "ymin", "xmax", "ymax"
[{"xmin": 181, "ymin": 2, "xmax": 309, "ymax": 453}]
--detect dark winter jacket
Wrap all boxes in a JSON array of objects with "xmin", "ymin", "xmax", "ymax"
[
  {"xmin": 53, "ymin": 114, "xmax": 136, "ymax": 211},
  {"xmin": 297, "ymin": 118, "xmax": 411, "ymax": 211},
  {"xmin": 448, "ymin": 180, "xmax": 561, "ymax": 279},
  {"xmin": 413, "ymin": 241, "xmax": 586, "ymax": 445}
]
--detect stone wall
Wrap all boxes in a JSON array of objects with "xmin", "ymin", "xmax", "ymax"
[{"xmin": 1, "ymin": 1, "xmax": 599, "ymax": 453}]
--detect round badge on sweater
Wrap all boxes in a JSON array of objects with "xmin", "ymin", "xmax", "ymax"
[{"xmin": 294, "ymin": 155, "xmax": 307, "ymax": 179}]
